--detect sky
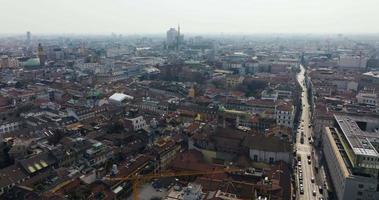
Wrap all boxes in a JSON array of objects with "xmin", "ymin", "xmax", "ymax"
[{"xmin": 0, "ymin": 0, "xmax": 378, "ymax": 34}]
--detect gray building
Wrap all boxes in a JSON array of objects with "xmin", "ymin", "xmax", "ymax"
[{"xmin": 323, "ymin": 115, "xmax": 379, "ymax": 200}]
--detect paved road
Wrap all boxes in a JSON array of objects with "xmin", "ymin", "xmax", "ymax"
[{"xmin": 295, "ymin": 65, "xmax": 323, "ymax": 200}]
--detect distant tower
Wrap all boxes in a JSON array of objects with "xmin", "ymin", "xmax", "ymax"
[
  {"xmin": 26, "ymin": 31, "xmax": 31, "ymax": 45},
  {"xmin": 37, "ymin": 43, "xmax": 46, "ymax": 66},
  {"xmin": 177, "ymin": 24, "xmax": 180, "ymax": 50},
  {"xmin": 166, "ymin": 28, "xmax": 178, "ymax": 49}
]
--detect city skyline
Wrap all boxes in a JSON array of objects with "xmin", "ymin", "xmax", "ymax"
[{"xmin": 1, "ymin": 0, "xmax": 379, "ymax": 34}]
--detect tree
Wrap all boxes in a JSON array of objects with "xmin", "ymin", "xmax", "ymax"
[
  {"xmin": 237, "ymin": 79, "xmax": 268, "ymax": 97},
  {"xmin": 106, "ymin": 121, "xmax": 124, "ymax": 134}
]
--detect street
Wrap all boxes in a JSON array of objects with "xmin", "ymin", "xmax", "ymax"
[{"xmin": 295, "ymin": 65, "xmax": 327, "ymax": 200}]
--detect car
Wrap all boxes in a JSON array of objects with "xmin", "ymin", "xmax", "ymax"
[
  {"xmin": 319, "ymin": 185, "xmax": 323, "ymax": 193},
  {"xmin": 307, "ymin": 154, "xmax": 311, "ymax": 159},
  {"xmin": 298, "ymin": 161, "xmax": 302, "ymax": 166},
  {"xmin": 312, "ymin": 190, "xmax": 317, "ymax": 196},
  {"xmin": 299, "ymin": 169, "xmax": 302, "ymax": 174},
  {"xmin": 299, "ymin": 183, "xmax": 303, "ymax": 188},
  {"xmin": 308, "ymin": 159, "xmax": 311, "ymax": 164},
  {"xmin": 300, "ymin": 188, "xmax": 304, "ymax": 195},
  {"xmin": 311, "ymin": 177, "xmax": 315, "ymax": 183}
]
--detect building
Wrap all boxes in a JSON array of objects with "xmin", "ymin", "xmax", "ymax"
[
  {"xmin": 323, "ymin": 115, "xmax": 379, "ymax": 200},
  {"xmin": 338, "ymin": 54, "xmax": 368, "ymax": 69},
  {"xmin": 275, "ymin": 101, "xmax": 295, "ymax": 129},
  {"xmin": 0, "ymin": 165, "xmax": 29, "ymax": 195},
  {"xmin": 84, "ymin": 141, "xmax": 114, "ymax": 167},
  {"xmin": 166, "ymin": 26, "xmax": 184, "ymax": 49},
  {"xmin": 109, "ymin": 93, "xmax": 134, "ymax": 105},
  {"xmin": 225, "ymin": 75, "xmax": 244, "ymax": 88},
  {"xmin": 356, "ymin": 92, "xmax": 377, "ymax": 106},
  {"xmin": 26, "ymin": 31, "xmax": 31, "ymax": 45},
  {"xmin": 124, "ymin": 116, "xmax": 147, "ymax": 132},
  {"xmin": 0, "ymin": 55, "xmax": 9, "ymax": 68},
  {"xmin": 243, "ymin": 134, "xmax": 292, "ymax": 164},
  {"xmin": 166, "ymin": 28, "xmax": 178, "ymax": 47},
  {"xmin": 165, "ymin": 183, "xmax": 204, "ymax": 200},
  {"xmin": 37, "ymin": 43, "xmax": 46, "ymax": 66}
]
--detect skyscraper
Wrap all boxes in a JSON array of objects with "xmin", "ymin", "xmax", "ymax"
[
  {"xmin": 166, "ymin": 28, "xmax": 178, "ymax": 48},
  {"xmin": 26, "ymin": 31, "xmax": 31, "ymax": 45},
  {"xmin": 166, "ymin": 26, "xmax": 184, "ymax": 50},
  {"xmin": 37, "ymin": 43, "xmax": 46, "ymax": 66}
]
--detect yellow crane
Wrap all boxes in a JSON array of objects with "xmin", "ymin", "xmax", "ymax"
[{"xmin": 105, "ymin": 167, "xmax": 242, "ymax": 200}]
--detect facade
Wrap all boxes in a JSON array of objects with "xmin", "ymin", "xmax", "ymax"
[
  {"xmin": 0, "ymin": 55, "xmax": 9, "ymax": 68},
  {"xmin": 0, "ymin": 121, "xmax": 21, "ymax": 136},
  {"xmin": 356, "ymin": 92, "xmax": 377, "ymax": 106},
  {"xmin": 275, "ymin": 102, "xmax": 294, "ymax": 129},
  {"xmin": 225, "ymin": 75, "xmax": 244, "ymax": 88},
  {"xmin": 124, "ymin": 116, "xmax": 147, "ymax": 131},
  {"xmin": 243, "ymin": 134, "xmax": 292, "ymax": 164},
  {"xmin": 323, "ymin": 115, "xmax": 379, "ymax": 200}
]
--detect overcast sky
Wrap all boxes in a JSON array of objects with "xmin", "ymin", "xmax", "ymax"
[{"xmin": 0, "ymin": 0, "xmax": 378, "ymax": 34}]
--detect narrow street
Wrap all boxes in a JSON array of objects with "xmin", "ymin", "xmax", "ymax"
[{"xmin": 295, "ymin": 65, "xmax": 327, "ymax": 200}]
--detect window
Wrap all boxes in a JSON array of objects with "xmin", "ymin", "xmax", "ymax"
[
  {"xmin": 358, "ymin": 184, "xmax": 364, "ymax": 189},
  {"xmin": 253, "ymin": 155, "xmax": 258, "ymax": 161},
  {"xmin": 269, "ymin": 157, "xmax": 274, "ymax": 164},
  {"xmin": 357, "ymin": 191, "xmax": 363, "ymax": 196}
]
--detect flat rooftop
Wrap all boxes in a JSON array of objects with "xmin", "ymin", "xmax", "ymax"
[{"xmin": 335, "ymin": 115, "xmax": 379, "ymax": 157}]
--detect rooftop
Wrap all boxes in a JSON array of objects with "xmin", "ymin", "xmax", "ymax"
[{"xmin": 334, "ymin": 114, "xmax": 379, "ymax": 157}]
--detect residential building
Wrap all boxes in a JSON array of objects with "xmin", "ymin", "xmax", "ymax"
[
  {"xmin": 124, "ymin": 116, "xmax": 147, "ymax": 132},
  {"xmin": 225, "ymin": 75, "xmax": 244, "ymax": 88},
  {"xmin": 275, "ymin": 101, "xmax": 294, "ymax": 129}
]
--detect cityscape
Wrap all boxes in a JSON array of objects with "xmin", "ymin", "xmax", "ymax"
[{"xmin": 1, "ymin": 1, "xmax": 379, "ymax": 200}]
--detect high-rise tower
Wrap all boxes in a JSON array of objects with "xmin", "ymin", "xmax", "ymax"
[
  {"xmin": 176, "ymin": 24, "xmax": 181, "ymax": 50},
  {"xmin": 26, "ymin": 31, "xmax": 31, "ymax": 45},
  {"xmin": 37, "ymin": 43, "xmax": 46, "ymax": 66}
]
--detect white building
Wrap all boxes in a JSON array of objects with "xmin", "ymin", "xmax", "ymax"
[
  {"xmin": 109, "ymin": 93, "xmax": 134, "ymax": 105},
  {"xmin": 124, "ymin": 116, "xmax": 147, "ymax": 132},
  {"xmin": 0, "ymin": 121, "xmax": 21, "ymax": 137},
  {"xmin": 275, "ymin": 102, "xmax": 294, "ymax": 129},
  {"xmin": 356, "ymin": 92, "xmax": 377, "ymax": 106},
  {"xmin": 243, "ymin": 134, "xmax": 292, "ymax": 164},
  {"xmin": 323, "ymin": 115, "xmax": 379, "ymax": 200}
]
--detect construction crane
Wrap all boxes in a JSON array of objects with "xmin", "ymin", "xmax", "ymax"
[{"xmin": 104, "ymin": 167, "xmax": 243, "ymax": 200}]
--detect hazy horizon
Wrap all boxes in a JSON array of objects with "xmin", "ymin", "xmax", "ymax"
[{"xmin": 1, "ymin": 0, "xmax": 379, "ymax": 34}]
